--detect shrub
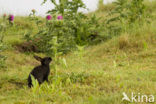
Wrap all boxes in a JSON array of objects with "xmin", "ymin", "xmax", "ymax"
[
  {"xmin": 105, "ymin": 0, "xmax": 151, "ymax": 34},
  {"xmin": 23, "ymin": 0, "xmax": 101, "ymax": 55}
]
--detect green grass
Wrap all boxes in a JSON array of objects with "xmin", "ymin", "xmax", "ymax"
[{"xmin": 0, "ymin": 1, "xmax": 156, "ymax": 104}]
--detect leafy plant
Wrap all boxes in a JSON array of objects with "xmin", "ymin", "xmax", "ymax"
[
  {"xmin": 106, "ymin": 0, "xmax": 151, "ymax": 33},
  {"xmin": 0, "ymin": 19, "xmax": 7, "ymax": 68},
  {"xmin": 23, "ymin": 0, "xmax": 101, "ymax": 55}
]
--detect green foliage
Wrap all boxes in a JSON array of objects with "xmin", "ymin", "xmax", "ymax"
[
  {"xmin": 96, "ymin": 0, "xmax": 152, "ymax": 42},
  {"xmin": 0, "ymin": 18, "xmax": 7, "ymax": 68},
  {"xmin": 0, "ymin": 54, "xmax": 7, "ymax": 68},
  {"xmin": 31, "ymin": 75, "xmax": 40, "ymax": 95},
  {"xmin": 23, "ymin": 0, "xmax": 101, "ymax": 55},
  {"xmin": 106, "ymin": 0, "xmax": 150, "ymax": 30},
  {"xmin": 30, "ymin": 71, "xmax": 89, "ymax": 102},
  {"xmin": 74, "ymin": 45, "xmax": 86, "ymax": 59},
  {"xmin": 45, "ymin": 0, "xmax": 86, "ymax": 15},
  {"xmin": 98, "ymin": 0, "xmax": 104, "ymax": 10}
]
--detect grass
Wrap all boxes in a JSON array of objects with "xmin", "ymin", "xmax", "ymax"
[{"xmin": 0, "ymin": 1, "xmax": 156, "ymax": 104}]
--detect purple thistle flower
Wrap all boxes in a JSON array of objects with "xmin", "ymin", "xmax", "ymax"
[
  {"xmin": 46, "ymin": 15, "xmax": 52, "ymax": 20},
  {"xmin": 57, "ymin": 15, "xmax": 63, "ymax": 20},
  {"xmin": 9, "ymin": 14, "xmax": 14, "ymax": 22}
]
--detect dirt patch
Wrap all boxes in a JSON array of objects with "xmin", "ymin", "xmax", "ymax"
[{"xmin": 15, "ymin": 41, "xmax": 39, "ymax": 52}]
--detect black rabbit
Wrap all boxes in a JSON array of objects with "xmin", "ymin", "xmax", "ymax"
[{"xmin": 28, "ymin": 55, "xmax": 52, "ymax": 87}]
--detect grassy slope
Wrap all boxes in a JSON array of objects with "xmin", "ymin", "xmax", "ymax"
[{"xmin": 0, "ymin": 1, "xmax": 156, "ymax": 104}]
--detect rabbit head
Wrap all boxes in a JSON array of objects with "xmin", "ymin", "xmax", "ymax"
[{"xmin": 34, "ymin": 56, "xmax": 52, "ymax": 65}]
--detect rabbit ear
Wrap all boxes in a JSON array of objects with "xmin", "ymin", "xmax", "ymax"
[{"xmin": 34, "ymin": 55, "xmax": 42, "ymax": 61}]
